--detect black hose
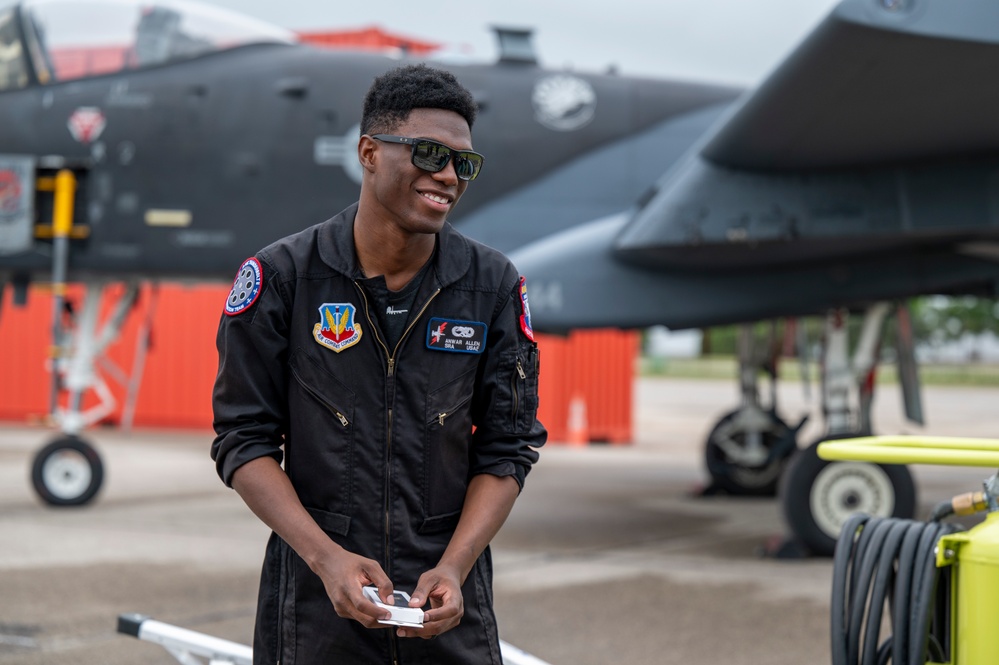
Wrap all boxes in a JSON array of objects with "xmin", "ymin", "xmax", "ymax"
[
  {"xmin": 909, "ymin": 523, "xmax": 948, "ymax": 662},
  {"xmin": 860, "ymin": 520, "xmax": 910, "ymax": 665},
  {"xmin": 890, "ymin": 521, "xmax": 925, "ymax": 665},
  {"xmin": 930, "ymin": 500, "xmax": 955, "ymax": 522},
  {"xmin": 829, "ymin": 514, "xmax": 962, "ymax": 665},
  {"xmin": 830, "ymin": 513, "xmax": 866, "ymax": 665}
]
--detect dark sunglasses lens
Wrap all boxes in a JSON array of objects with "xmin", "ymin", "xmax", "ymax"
[
  {"xmin": 453, "ymin": 153, "xmax": 482, "ymax": 181},
  {"xmin": 409, "ymin": 140, "xmax": 482, "ymax": 181},
  {"xmin": 412, "ymin": 141, "xmax": 451, "ymax": 173}
]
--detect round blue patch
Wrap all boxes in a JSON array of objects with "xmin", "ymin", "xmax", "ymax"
[{"xmin": 224, "ymin": 257, "xmax": 263, "ymax": 316}]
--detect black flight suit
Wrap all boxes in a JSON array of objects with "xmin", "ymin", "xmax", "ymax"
[{"xmin": 212, "ymin": 204, "xmax": 546, "ymax": 664}]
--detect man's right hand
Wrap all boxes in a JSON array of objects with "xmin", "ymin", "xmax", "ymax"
[
  {"xmin": 230, "ymin": 458, "xmax": 395, "ymax": 629},
  {"xmin": 311, "ymin": 547, "xmax": 397, "ymax": 629}
]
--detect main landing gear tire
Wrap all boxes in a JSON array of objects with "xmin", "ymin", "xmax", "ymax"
[
  {"xmin": 779, "ymin": 437, "xmax": 916, "ymax": 557},
  {"xmin": 31, "ymin": 436, "xmax": 104, "ymax": 506},
  {"xmin": 704, "ymin": 409, "xmax": 797, "ymax": 496}
]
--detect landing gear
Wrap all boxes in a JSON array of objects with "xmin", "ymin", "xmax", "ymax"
[
  {"xmin": 778, "ymin": 304, "xmax": 921, "ymax": 555},
  {"xmin": 5, "ymin": 169, "xmax": 123, "ymax": 507},
  {"xmin": 703, "ymin": 322, "xmax": 804, "ymax": 495},
  {"xmin": 31, "ymin": 435, "xmax": 104, "ymax": 506},
  {"xmin": 704, "ymin": 408, "xmax": 797, "ymax": 495},
  {"xmin": 28, "ymin": 280, "xmax": 149, "ymax": 506},
  {"xmin": 779, "ymin": 437, "xmax": 915, "ymax": 556}
]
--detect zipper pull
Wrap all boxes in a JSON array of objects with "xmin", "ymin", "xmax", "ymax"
[
  {"xmin": 335, "ymin": 411, "xmax": 349, "ymax": 427},
  {"xmin": 438, "ymin": 412, "xmax": 448, "ymax": 426},
  {"xmin": 516, "ymin": 358, "xmax": 526, "ymax": 380},
  {"xmin": 388, "ymin": 358, "xmax": 395, "ymax": 377}
]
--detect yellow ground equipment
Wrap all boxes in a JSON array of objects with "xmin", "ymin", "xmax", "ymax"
[{"xmin": 820, "ymin": 436, "xmax": 999, "ymax": 665}]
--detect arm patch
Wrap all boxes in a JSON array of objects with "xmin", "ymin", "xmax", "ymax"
[
  {"xmin": 518, "ymin": 276, "xmax": 535, "ymax": 342},
  {"xmin": 224, "ymin": 257, "xmax": 263, "ymax": 316}
]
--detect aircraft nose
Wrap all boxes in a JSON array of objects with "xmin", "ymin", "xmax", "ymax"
[
  {"xmin": 510, "ymin": 213, "xmax": 647, "ymax": 332},
  {"xmin": 512, "ymin": 211, "xmax": 767, "ymax": 332}
]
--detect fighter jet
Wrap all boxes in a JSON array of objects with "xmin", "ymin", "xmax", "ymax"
[
  {"xmin": 512, "ymin": 0, "xmax": 999, "ymax": 554},
  {"xmin": 0, "ymin": 0, "xmax": 739, "ymax": 504}
]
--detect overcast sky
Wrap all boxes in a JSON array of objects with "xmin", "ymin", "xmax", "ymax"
[{"xmin": 197, "ymin": 0, "xmax": 843, "ymax": 86}]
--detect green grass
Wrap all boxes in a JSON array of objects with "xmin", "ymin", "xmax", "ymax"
[{"xmin": 639, "ymin": 355, "xmax": 999, "ymax": 387}]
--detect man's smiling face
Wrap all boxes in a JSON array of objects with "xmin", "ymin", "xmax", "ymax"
[{"xmin": 366, "ymin": 107, "xmax": 473, "ymax": 237}]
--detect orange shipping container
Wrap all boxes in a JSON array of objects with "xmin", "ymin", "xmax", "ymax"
[
  {"xmin": 0, "ymin": 286, "xmax": 635, "ymax": 442},
  {"xmin": 535, "ymin": 330, "xmax": 637, "ymax": 444}
]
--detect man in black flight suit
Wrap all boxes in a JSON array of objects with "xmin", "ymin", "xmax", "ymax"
[{"xmin": 211, "ymin": 63, "xmax": 547, "ymax": 664}]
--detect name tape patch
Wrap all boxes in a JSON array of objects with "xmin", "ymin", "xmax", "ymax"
[
  {"xmin": 224, "ymin": 257, "xmax": 263, "ymax": 316},
  {"xmin": 426, "ymin": 318, "xmax": 487, "ymax": 354}
]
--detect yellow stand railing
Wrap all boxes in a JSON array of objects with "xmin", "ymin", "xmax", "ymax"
[
  {"xmin": 820, "ymin": 434, "xmax": 999, "ymax": 665},
  {"xmin": 819, "ymin": 436, "xmax": 999, "ymax": 468}
]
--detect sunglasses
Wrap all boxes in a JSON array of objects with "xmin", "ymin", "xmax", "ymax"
[{"xmin": 371, "ymin": 134, "xmax": 484, "ymax": 182}]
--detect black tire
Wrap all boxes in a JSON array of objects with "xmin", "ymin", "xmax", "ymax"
[
  {"xmin": 31, "ymin": 436, "xmax": 104, "ymax": 506},
  {"xmin": 779, "ymin": 437, "xmax": 916, "ymax": 557},
  {"xmin": 704, "ymin": 408, "xmax": 797, "ymax": 496}
]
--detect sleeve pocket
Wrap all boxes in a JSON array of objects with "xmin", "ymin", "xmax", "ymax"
[{"xmin": 513, "ymin": 343, "xmax": 540, "ymax": 433}]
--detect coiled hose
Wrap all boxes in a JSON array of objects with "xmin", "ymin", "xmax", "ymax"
[{"xmin": 830, "ymin": 514, "xmax": 963, "ymax": 665}]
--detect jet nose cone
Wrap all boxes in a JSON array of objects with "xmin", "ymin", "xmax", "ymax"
[{"xmin": 510, "ymin": 213, "xmax": 639, "ymax": 332}]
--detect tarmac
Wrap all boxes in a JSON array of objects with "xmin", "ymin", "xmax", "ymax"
[{"xmin": 0, "ymin": 376, "xmax": 996, "ymax": 665}]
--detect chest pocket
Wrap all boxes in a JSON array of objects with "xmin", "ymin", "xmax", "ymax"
[
  {"xmin": 288, "ymin": 348, "xmax": 356, "ymax": 511},
  {"xmin": 423, "ymin": 368, "xmax": 476, "ymax": 520}
]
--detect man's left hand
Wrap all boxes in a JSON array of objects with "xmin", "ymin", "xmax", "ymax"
[{"xmin": 395, "ymin": 566, "xmax": 463, "ymax": 639}]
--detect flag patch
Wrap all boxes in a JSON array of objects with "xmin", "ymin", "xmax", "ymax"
[{"xmin": 518, "ymin": 276, "xmax": 535, "ymax": 342}]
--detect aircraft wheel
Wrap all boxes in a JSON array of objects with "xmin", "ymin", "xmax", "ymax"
[
  {"xmin": 704, "ymin": 408, "xmax": 797, "ymax": 496},
  {"xmin": 31, "ymin": 436, "xmax": 104, "ymax": 506},
  {"xmin": 779, "ymin": 437, "xmax": 916, "ymax": 556}
]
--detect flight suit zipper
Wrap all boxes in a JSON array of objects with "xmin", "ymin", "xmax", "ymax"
[
  {"xmin": 512, "ymin": 357, "xmax": 526, "ymax": 423},
  {"xmin": 355, "ymin": 282, "xmax": 441, "ymax": 665},
  {"xmin": 290, "ymin": 368, "xmax": 351, "ymax": 426},
  {"xmin": 433, "ymin": 392, "xmax": 474, "ymax": 427}
]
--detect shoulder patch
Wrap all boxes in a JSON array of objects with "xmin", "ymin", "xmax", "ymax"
[
  {"xmin": 224, "ymin": 258, "xmax": 263, "ymax": 316},
  {"xmin": 426, "ymin": 318, "xmax": 487, "ymax": 354},
  {"xmin": 518, "ymin": 276, "xmax": 535, "ymax": 342}
]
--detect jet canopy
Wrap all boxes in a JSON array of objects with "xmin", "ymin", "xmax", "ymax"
[{"xmin": 0, "ymin": 0, "xmax": 294, "ymax": 88}]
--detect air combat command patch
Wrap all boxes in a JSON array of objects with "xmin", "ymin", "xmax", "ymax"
[
  {"xmin": 224, "ymin": 257, "xmax": 263, "ymax": 316},
  {"xmin": 426, "ymin": 318, "xmax": 487, "ymax": 354},
  {"xmin": 313, "ymin": 302, "xmax": 363, "ymax": 352}
]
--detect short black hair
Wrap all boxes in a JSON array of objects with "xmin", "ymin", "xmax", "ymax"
[{"xmin": 360, "ymin": 64, "xmax": 477, "ymax": 136}]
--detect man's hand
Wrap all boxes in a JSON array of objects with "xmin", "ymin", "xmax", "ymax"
[
  {"xmin": 394, "ymin": 475, "xmax": 521, "ymax": 639},
  {"xmin": 230, "ymin": 458, "xmax": 396, "ymax": 629},
  {"xmin": 395, "ymin": 565, "xmax": 464, "ymax": 639},
  {"xmin": 313, "ymin": 548, "xmax": 397, "ymax": 629}
]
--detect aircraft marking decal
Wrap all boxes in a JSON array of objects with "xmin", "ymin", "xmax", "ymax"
[
  {"xmin": 67, "ymin": 107, "xmax": 107, "ymax": 144},
  {"xmin": 518, "ymin": 276, "xmax": 535, "ymax": 342},
  {"xmin": 0, "ymin": 156, "xmax": 34, "ymax": 256},
  {"xmin": 531, "ymin": 75, "xmax": 596, "ymax": 131},
  {"xmin": 224, "ymin": 257, "xmax": 263, "ymax": 316},
  {"xmin": 0, "ymin": 168, "xmax": 24, "ymax": 214},
  {"xmin": 313, "ymin": 303, "xmax": 363, "ymax": 352},
  {"xmin": 314, "ymin": 124, "xmax": 363, "ymax": 184},
  {"xmin": 426, "ymin": 318, "xmax": 487, "ymax": 354}
]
